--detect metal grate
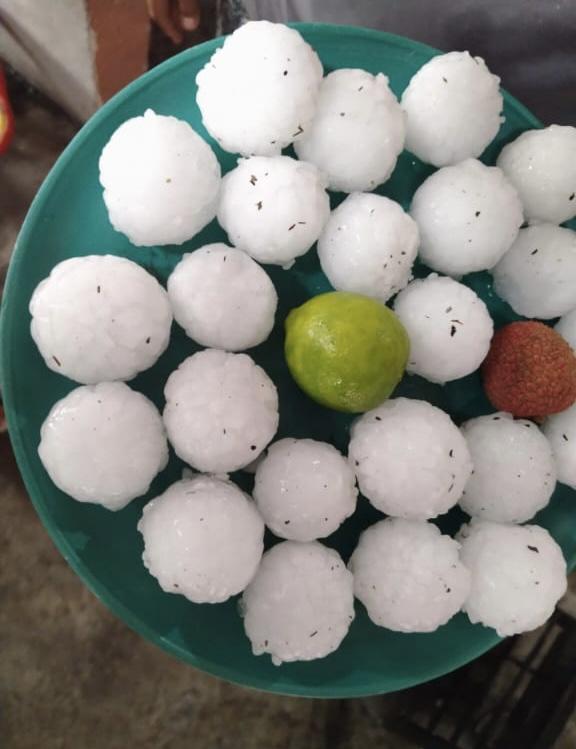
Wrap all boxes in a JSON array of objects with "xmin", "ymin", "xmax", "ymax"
[{"xmin": 393, "ymin": 608, "xmax": 576, "ymax": 748}]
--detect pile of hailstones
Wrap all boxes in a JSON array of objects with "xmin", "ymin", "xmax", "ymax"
[{"xmin": 31, "ymin": 22, "xmax": 576, "ymax": 666}]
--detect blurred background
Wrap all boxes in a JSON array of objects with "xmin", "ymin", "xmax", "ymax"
[{"xmin": 1, "ymin": 1, "xmax": 576, "ymax": 747}]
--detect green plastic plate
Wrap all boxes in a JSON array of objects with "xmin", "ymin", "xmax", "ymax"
[{"xmin": 2, "ymin": 24, "xmax": 575, "ymax": 698}]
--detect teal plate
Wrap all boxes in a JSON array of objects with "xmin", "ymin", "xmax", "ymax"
[{"xmin": 2, "ymin": 24, "xmax": 575, "ymax": 698}]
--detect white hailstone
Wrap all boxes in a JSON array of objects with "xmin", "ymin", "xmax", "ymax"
[
  {"xmin": 394, "ymin": 275, "xmax": 493, "ymax": 384},
  {"xmin": 459, "ymin": 519, "xmax": 567, "ymax": 637},
  {"xmin": 401, "ymin": 52, "xmax": 503, "ymax": 167},
  {"xmin": 411, "ymin": 159, "xmax": 523, "ymax": 276},
  {"xmin": 492, "ymin": 224, "xmax": 576, "ymax": 319},
  {"xmin": 349, "ymin": 398, "xmax": 473, "ymax": 520},
  {"xmin": 543, "ymin": 403, "xmax": 576, "ymax": 490},
  {"xmin": 167, "ymin": 244, "xmax": 277, "ymax": 351},
  {"xmin": 39, "ymin": 382, "xmax": 168, "ymax": 510},
  {"xmin": 163, "ymin": 349, "xmax": 279, "ymax": 473},
  {"xmin": 241, "ymin": 541, "xmax": 355, "ymax": 665},
  {"xmin": 99, "ymin": 109, "xmax": 220, "ymax": 246},
  {"xmin": 139, "ymin": 476, "xmax": 264, "ymax": 603},
  {"xmin": 317, "ymin": 193, "xmax": 419, "ymax": 303},
  {"xmin": 460, "ymin": 413, "xmax": 556, "ymax": 523},
  {"xmin": 295, "ymin": 68, "xmax": 405, "ymax": 192},
  {"xmin": 350, "ymin": 518, "xmax": 471, "ymax": 632},
  {"xmin": 555, "ymin": 310, "xmax": 576, "ymax": 351},
  {"xmin": 30, "ymin": 255, "xmax": 172, "ymax": 384},
  {"xmin": 217, "ymin": 155, "xmax": 330, "ymax": 267},
  {"xmin": 196, "ymin": 21, "xmax": 323, "ymax": 156},
  {"xmin": 253, "ymin": 438, "xmax": 358, "ymax": 541},
  {"xmin": 497, "ymin": 125, "xmax": 576, "ymax": 224}
]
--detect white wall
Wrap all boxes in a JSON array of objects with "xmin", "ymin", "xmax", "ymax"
[{"xmin": 0, "ymin": 0, "xmax": 99, "ymax": 121}]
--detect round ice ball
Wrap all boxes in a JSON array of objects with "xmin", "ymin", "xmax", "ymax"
[
  {"xmin": 167, "ymin": 244, "xmax": 277, "ymax": 351},
  {"xmin": 394, "ymin": 275, "xmax": 493, "ymax": 384},
  {"xmin": 163, "ymin": 349, "xmax": 279, "ymax": 473},
  {"xmin": 492, "ymin": 224, "xmax": 576, "ymax": 319},
  {"xmin": 349, "ymin": 398, "xmax": 473, "ymax": 519},
  {"xmin": 350, "ymin": 518, "xmax": 471, "ymax": 632},
  {"xmin": 241, "ymin": 541, "xmax": 354, "ymax": 665},
  {"xmin": 39, "ymin": 382, "xmax": 168, "ymax": 511},
  {"xmin": 497, "ymin": 125, "xmax": 576, "ymax": 224},
  {"xmin": 294, "ymin": 68, "xmax": 405, "ymax": 192},
  {"xmin": 253, "ymin": 438, "xmax": 358, "ymax": 541},
  {"xmin": 30, "ymin": 255, "xmax": 172, "ymax": 384},
  {"xmin": 555, "ymin": 310, "xmax": 576, "ymax": 351},
  {"xmin": 217, "ymin": 155, "xmax": 330, "ymax": 267},
  {"xmin": 458, "ymin": 519, "xmax": 567, "ymax": 637},
  {"xmin": 543, "ymin": 403, "xmax": 576, "ymax": 490},
  {"xmin": 401, "ymin": 52, "xmax": 503, "ymax": 167},
  {"xmin": 460, "ymin": 413, "xmax": 556, "ymax": 523},
  {"xmin": 99, "ymin": 109, "xmax": 220, "ymax": 246},
  {"xmin": 317, "ymin": 193, "xmax": 419, "ymax": 303},
  {"xmin": 196, "ymin": 21, "xmax": 323, "ymax": 156},
  {"xmin": 411, "ymin": 159, "xmax": 523, "ymax": 276},
  {"xmin": 138, "ymin": 476, "xmax": 264, "ymax": 604}
]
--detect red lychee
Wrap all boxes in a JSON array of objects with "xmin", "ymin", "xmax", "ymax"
[{"xmin": 482, "ymin": 321, "xmax": 576, "ymax": 418}]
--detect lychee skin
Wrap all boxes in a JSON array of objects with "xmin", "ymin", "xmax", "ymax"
[{"xmin": 482, "ymin": 321, "xmax": 576, "ymax": 418}]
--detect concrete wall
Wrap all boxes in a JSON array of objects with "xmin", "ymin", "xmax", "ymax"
[
  {"xmin": 0, "ymin": 0, "xmax": 99, "ymax": 121},
  {"xmin": 0, "ymin": 0, "xmax": 150, "ymax": 121}
]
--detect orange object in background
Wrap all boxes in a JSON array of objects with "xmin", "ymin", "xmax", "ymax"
[
  {"xmin": 86, "ymin": 0, "xmax": 150, "ymax": 105},
  {"xmin": 0, "ymin": 67, "xmax": 14, "ymax": 154}
]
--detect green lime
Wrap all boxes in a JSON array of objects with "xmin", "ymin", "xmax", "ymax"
[{"xmin": 285, "ymin": 291, "xmax": 410, "ymax": 413}]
